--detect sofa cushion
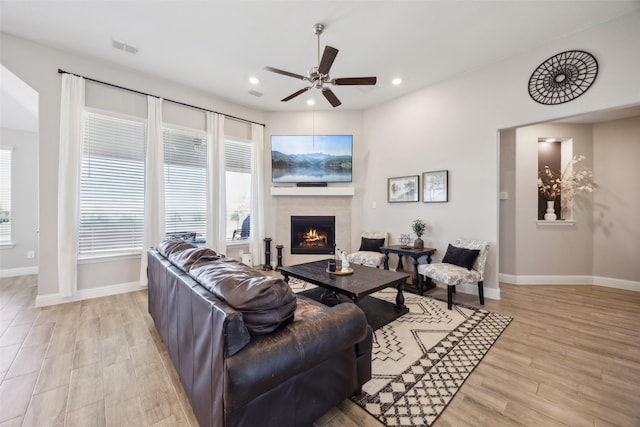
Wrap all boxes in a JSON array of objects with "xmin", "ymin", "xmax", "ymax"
[
  {"xmin": 418, "ymin": 262, "xmax": 481, "ymax": 286},
  {"xmin": 441, "ymin": 244, "xmax": 480, "ymax": 270},
  {"xmin": 168, "ymin": 246, "xmax": 220, "ymax": 272},
  {"xmin": 190, "ymin": 259, "xmax": 297, "ymax": 335},
  {"xmin": 347, "ymin": 251, "xmax": 385, "ymax": 267},
  {"xmin": 157, "ymin": 239, "xmax": 197, "ymax": 257}
]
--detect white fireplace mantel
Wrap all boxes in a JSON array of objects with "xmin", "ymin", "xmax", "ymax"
[{"xmin": 270, "ymin": 186, "xmax": 355, "ymax": 197}]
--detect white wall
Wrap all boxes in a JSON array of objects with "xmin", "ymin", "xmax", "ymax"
[
  {"xmin": 0, "ymin": 128, "xmax": 38, "ymax": 274},
  {"xmin": 593, "ymin": 116, "xmax": 640, "ymax": 283},
  {"xmin": 499, "ymin": 128, "xmax": 516, "ymax": 276},
  {"xmin": 360, "ymin": 12, "xmax": 640, "ymax": 295},
  {"xmin": 0, "ymin": 33, "xmax": 264, "ymax": 298}
]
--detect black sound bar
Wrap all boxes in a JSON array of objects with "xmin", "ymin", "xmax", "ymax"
[{"xmin": 296, "ymin": 182, "xmax": 328, "ymax": 187}]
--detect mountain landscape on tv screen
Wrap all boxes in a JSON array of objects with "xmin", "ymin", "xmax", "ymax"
[{"xmin": 272, "ymin": 151, "xmax": 352, "ymax": 182}]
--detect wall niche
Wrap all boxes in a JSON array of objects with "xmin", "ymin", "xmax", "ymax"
[{"xmin": 537, "ymin": 137, "xmax": 573, "ymax": 220}]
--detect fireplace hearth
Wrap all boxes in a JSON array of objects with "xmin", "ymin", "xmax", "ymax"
[{"xmin": 291, "ymin": 216, "xmax": 335, "ymax": 255}]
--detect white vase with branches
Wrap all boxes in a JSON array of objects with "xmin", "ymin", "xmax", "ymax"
[{"xmin": 538, "ymin": 155, "xmax": 596, "ymax": 220}]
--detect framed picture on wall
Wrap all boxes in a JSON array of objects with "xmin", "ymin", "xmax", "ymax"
[
  {"xmin": 422, "ymin": 170, "xmax": 448, "ymax": 202},
  {"xmin": 388, "ymin": 175, "xmax": 419, "ymax": 202}
]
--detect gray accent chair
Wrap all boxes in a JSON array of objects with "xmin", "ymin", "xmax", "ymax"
[
  {"xmin": 418, "ymin": 238, "xmax": 490, "ymax": 309},
  {"xmin": 347, "ymin": 231, "xmax": 388, "ymax": 268}
]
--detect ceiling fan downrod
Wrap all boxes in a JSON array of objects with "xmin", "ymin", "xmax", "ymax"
[{"xmin": 314, "ymin": 23, "xmax": 324, "ymax": 68}]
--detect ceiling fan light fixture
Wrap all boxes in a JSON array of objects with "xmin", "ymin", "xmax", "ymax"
[
  {"xmin": 306, "ymin": 99, "xmax": 315, "ymax": 106},
  {"xmin": 265, "ymin": 22, "xmax": 377, "ymax": 107}
]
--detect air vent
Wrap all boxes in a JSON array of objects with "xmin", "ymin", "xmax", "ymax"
[
  {"xmin": 248, "ymin": 90, "xmax": 263, "ymax": 97},
  {"xmin": 112, "ymin": 39, "xmax": 138, "ymax": 55}
]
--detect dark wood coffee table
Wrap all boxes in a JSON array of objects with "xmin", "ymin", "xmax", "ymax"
[{"xmin": 279, "ymin": 259, "xmax": 409, "ymax": 313}]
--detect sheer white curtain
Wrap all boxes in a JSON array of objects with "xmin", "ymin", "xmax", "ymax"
[
  {"xmin": 206, "ymin": 112, "xmax": 227, "ymax": 254},
  {"xmin": 249, "ymin": 123, "xmax": 265, "ymax": 266},
  {"xmin": 139, "ymin": 96, "xmax": 165, "ymax": 285},
  {"xmin": 57, "ymin": 74, "xmax": 85, "ymax": 297}
]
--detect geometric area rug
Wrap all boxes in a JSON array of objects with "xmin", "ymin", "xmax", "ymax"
[{"xmin": 287, "ymin": 278, "xmax": 512, "ymax": 427}]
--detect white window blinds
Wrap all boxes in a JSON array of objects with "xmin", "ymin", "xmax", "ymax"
[
  {"xmin": 225, "ymin": 140, "xmax": 252, "ymax": 173},
  {"xmin": 163, "ymin": 127, "xmax": 207, "ymax": 242},
  {"xmin": 225, "ymin": 140, "xmax": 253, "ymax": 241},
  {"xmin": 79, "ymin": 112, "xmax": 145, "ymax": 256},
  {"xmin": 0, "ymin": 146, "xmax": 12, "ymax": 242}
]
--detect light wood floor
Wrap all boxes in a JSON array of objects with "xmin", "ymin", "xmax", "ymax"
[{"xmin": 1, "ymin": 275, "xmax": 639, "ymax": 426}]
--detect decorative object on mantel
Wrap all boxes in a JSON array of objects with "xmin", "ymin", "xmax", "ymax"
[
  {"xmin": 538, "ymin": 155, "xmax": 597, "ymax": 220},
  {"xmin": 412, "ymin": 219, "xmax": 426, "ymax": 249},
  {"xmin": 528, "ymin": 50, "xmax": 598, "ymax": 105},
  {"xmin": 422, "ymin": 170, "xmax": 448, "ymax": 202},
  {"xmin": 388, "ymin": 175, "xmax": 419, "ymax": 202}
]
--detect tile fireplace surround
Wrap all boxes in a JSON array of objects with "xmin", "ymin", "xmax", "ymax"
[{"xmin": 275, "ymin": 196, "xmax": 351, "ymax": 267}]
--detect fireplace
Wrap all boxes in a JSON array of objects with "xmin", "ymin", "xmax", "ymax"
[{"xmin": 291, "ymin": 216, "xmax": 335, "ymax": 255}]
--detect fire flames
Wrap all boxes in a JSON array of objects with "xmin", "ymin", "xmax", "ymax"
[{"xmin": 299, "ymin": 228, "xmax": 328, "ymax": 247}]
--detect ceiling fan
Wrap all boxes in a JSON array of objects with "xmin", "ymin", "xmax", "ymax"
[{"xmin": 265, "ymin": 23, "xmax": 377, "ymax": 107}]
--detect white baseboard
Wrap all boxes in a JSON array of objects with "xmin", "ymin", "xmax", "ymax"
[
  {"xmin": 499, "ymin": 273, "xmax": 640, "ymax": 292},
  {"xmin": 35, "ymin": 281, "xmax": 147, "ymax": 308},
  {"xmin": 0, "ymin": 266, "xmax": 39, "ymax": 278},
  {"xmin": 592, "ymin": 276, "xmax": 640, "ymax": 292}
]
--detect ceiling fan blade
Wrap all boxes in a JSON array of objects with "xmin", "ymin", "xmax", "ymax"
[
  {"xmin": 322, "ymin": 88, "xmax": 342, "ymax": 107},
  {"xmin": 318, "ymin": 46, "xmax": 339, "ymax": 75},
  {"xmin": 281, "ymin": 87, "xmax": 310, "ymax": 102},
  {"xmin": 265, "ymin": 66, "xmax": 306, "ymax": 81},
  {"xmin": 333, "ymin": 77, "xmax": 377, "ymax": 86}
]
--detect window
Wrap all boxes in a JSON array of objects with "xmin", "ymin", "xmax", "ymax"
[
  {"xmin": 225, "ymin": 139, "xmax": 252, "ymax": 242},
  {"xmin": 79, "ymin": 111, "xmax": 145, "ymax": 256},
  {"xmin": 0, "ymin": 146, "xmax": 12, "ymax": 243},
  {"xmin": 163, "ymin": 127, "xmax": 207, "ymax": 242}
]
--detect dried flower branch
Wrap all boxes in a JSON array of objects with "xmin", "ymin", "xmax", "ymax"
[
  {"xmin": 538, "ymin": 166, "xmax": 562, "ymax": 201},
  {"xmin": 538, "ymin": 155, "xmax": 597, "ymax": 205}
]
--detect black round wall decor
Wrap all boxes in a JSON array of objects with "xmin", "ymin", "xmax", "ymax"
[{"xmin": 528, "ymin": 50, "xmax": 598, "ymax": 105}]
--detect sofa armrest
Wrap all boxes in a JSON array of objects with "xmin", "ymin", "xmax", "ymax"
[{"xmin": 225, "ymin": 302, "xmax": 368, "ymax": 407}]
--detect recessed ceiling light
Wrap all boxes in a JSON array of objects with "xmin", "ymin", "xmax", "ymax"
[
  {"xmin": 545, "ymin": 138, "xmax": 556, "ymax": 142},
  {"xmin": 249, "ymin": 77, "xmax": 259, "ymax": 85},
  {"xmin": 392, "ymin": 77, "xmax": 402, "ymax": 85},
  {"xmin": 307, "ymin": 99, "xmax": 315, "ymax": 106}
]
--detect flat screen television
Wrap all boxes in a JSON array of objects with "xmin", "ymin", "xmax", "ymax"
[{"xmin": 271, "ymin": 135, "xmax": 353, "ymax": 183}]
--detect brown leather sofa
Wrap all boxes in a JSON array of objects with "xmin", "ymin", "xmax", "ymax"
[{"xmin": 147, "ymin": 240, "xmax": 373, "ymax": 427}]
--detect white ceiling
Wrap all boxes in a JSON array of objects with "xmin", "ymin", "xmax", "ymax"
[{"xmin": 1, "ymin": 1, "xmax": 639, "ymax": 113}]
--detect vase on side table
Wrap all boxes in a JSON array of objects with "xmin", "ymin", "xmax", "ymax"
[
  {"xmin": 544, "ymin": 200, "xmax": 557, "ymax": 221},
  {"xmin": 414, "ymin": 237, "xmax": 424, "ymax": 249}
]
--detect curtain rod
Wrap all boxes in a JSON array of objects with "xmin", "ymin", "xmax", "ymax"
[{"xmin": 57, "ymin": 69, "xmax": 265, "ymax": 128}]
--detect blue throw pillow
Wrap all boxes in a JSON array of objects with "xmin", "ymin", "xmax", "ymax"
[{"xmin": 442, "ymin": 244, "xmax": 480, "ymax": 270}]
